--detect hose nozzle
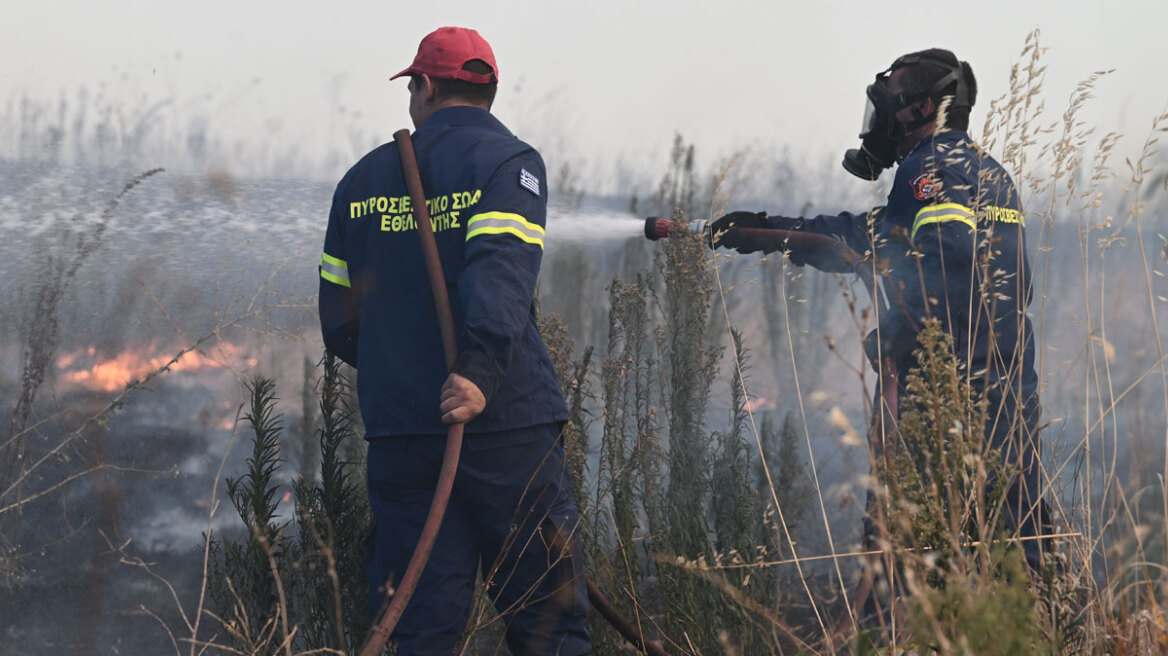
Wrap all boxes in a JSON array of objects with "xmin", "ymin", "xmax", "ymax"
[{"xmin": 644, "ymin": 217, "xmax": 710, "ymax": 241}]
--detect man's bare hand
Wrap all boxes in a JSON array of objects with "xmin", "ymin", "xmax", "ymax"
[{"xmin": 439, "ymin": 373, "xmax": 486, "ymax": 425}]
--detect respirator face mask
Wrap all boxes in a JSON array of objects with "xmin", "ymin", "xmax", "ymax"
[
  {"xmin": 842, "ymin": 77, "xmax": 910, "ymax": 180},
  {"xmin": 842, "ymin": 56, "xmax": 968, "ymax": 181}
]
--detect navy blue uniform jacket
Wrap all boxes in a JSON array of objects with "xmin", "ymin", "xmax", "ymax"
[
  {"xmin": 777, "ymin": 129, "xmax": 1038, "ymax": 398},
  {"xmin": 318, "ymin": 106, "xmax": 569, "ymax": 437}
]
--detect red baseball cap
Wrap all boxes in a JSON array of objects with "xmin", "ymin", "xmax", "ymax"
[{"xmin": 390, "ymin": 26, "xmax": 499, "ymax": 84}]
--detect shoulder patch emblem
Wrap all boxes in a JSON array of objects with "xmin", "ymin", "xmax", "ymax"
[
  {"xmin": 519, "ymin": 168, "xmax": 541, "ymax": 197},
  {"xmin": 910, "ymin": 171, "xmax": 940, "ymax": 201}
]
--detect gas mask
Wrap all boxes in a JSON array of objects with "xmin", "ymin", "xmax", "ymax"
[{"xmin": 842, "ymin": 54, "xmax": 971, "ymax": 181}]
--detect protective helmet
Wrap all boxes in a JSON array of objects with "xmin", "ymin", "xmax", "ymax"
[{"xmin": 843, "ymin": 50, "xmax": 972, "ymax": 180}]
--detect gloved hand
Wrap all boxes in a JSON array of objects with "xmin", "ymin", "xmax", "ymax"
[{"xmin": 710, "ymin": 211, "xmax": 771, "ymax": 252}]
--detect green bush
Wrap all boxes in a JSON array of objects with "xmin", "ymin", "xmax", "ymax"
[{"xmin": 206, "ymin": 353, "xmax": 369, "ymax": 655}]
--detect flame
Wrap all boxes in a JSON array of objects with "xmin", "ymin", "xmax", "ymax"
[
  {"xmin": 57, "ymin": 342, "xmax": 258, "ymax": 392},
  {"xmin": 744, "ymin": 397, "xmax": 775, "ymax": 413}
]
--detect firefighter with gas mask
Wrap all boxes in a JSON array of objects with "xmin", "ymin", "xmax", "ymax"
[{"xmin": 712, "ymin": 48, "xmax": 1051, "ymax": 569}]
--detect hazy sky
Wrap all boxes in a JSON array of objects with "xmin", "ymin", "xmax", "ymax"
[{"xmin": 5, "ymin": 0, "xmax": 1166, "ymax": 184}]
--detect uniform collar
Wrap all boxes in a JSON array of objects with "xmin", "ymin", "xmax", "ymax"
[
  {"xmin": 904, "ymin": 128, "xmax": 968, "ymax": 160},
  {"xmin": 420, "ymin": 105, "xmax": 513, "ymax": 137}
]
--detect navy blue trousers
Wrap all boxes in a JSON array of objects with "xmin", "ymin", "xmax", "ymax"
[
  {"xmin": 366, "ymin": 423, "xmax": 591, "ymax": 656},
  {"xmin": 984, "ymin": 386, "xmax": 1053, "ymax": 569},
  {"xmin": 864, "ymin": 385, "xmax": 1053, "ymax": 568}
]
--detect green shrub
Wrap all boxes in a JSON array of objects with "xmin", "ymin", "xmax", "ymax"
[{"xmin": 206, "ymin": 353, "xmax": 369, "ymax": 655}]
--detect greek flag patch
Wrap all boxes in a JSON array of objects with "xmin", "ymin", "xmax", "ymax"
[{"xmin": 519, "ymin": 168, "xmax": 541, "ymax": 197}]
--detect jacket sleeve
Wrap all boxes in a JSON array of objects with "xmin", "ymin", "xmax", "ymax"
[
  {"xmin": 874, "ymin": 159, "xmax": 977, "ymax": 361},
  {"xmin": 318, "ymin": 182, "xmax": 360, "ymax": 367},
  {"xmin": 764, "ymin": 210, "xmax": 873, "ymax": 273},
  {"xmin": 449, "ymin": 151, "xmax": 548, "ymax": 403}
]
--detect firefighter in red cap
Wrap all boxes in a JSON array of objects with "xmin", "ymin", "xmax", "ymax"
[{"xmin": 318, "ymin": 26, "xmax": 591, "ymax": 655}]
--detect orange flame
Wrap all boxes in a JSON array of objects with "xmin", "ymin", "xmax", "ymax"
[
  {"xmin": 744, "ymin": 397, "xmax": 775, "ymax": 413},
  {"xmin": 57, "ymin": 342, "xmax": 258, "ymax": 392}
]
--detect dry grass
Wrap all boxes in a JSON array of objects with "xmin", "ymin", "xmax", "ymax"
[{"xmin": 4, "ymin": 29, "xmax": 1168, "ymax": 656}]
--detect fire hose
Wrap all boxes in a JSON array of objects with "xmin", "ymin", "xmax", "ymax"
[
  {"xmin": 358, "ymin": 131, "xmax": 465, "ymax": 656},
  {"xmin": 360, "ymin": 130, "xmax": 672, "ymax": 656},
  {"xmin": 647, "ymin": 217, "xmax": 901, "ymax": 646}
]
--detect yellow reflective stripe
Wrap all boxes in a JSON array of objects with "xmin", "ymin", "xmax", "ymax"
[
  {"xmin": 467, "ymin": 225, "xmax": 545, "ymax": 247},
  {"xmin": 321, "ymin": 252, "xmax": 348, "ymax": 269},
  {"xmin": 319, "ymin": 252, "xmax": 351, "ymax": 288},
  {"xmin": 466, "ymin": 211, "xmax": 545, "ymax": 248},
  {"xmin": 911, "ymin": 202, "xmax": 976, "ymax": 241}
]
